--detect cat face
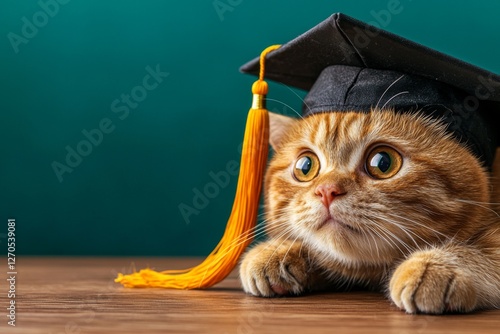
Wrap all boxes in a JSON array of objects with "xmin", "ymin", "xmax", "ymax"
[{"xmin": 265, "ymin": 110, "xmax": 490, "ymax": 265}]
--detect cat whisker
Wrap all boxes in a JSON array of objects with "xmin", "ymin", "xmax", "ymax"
[
  {"xmin": 355, "ymin": 224, "xmax": 376, "ymax": 256},
  {"xmin": 387, "ymin": 212, "xmax": 450, "ymax": 241},
  {"xmin": 365, "ymin": 219, "xmax": 412, "ymax": 256},
  {"xmin": 257, "ymin": 211, "xmax": 268, "ymax": 218},
  {"xmin": 368, "ymin": 230, "xmax": 382, "ymax": 259},
  {"xmin": 210, "ymin": 219, "xmax": 292, "ymax": 260},
  {"xmin": 456, "ymin": 199, "xmax": 500, "ymax": 218},
  {"xmin": 372, "ymin": 214, "xmax": 432, "ymax": 250},
  {"xmin": 374, "ymin": 74, "xmax": 405, "ymax": 111},
  {"xmin": 265, "ymin": 98, "xmax": 304, "ymax": 120},
  {"xmin": 204, "ymin": 223, "xmax": 293, "ymax": 277},
  {"xmin": 279, "ymin": 83, "xmax": 309, "ymax": 119},
  {"xmin": 366, "ymin": 220, "xmax": 402, "ymax": 252},
  {"xmin": 247, "ymin": 219, "xmax": 291, "ymax": 242},
  {"xmin": 280, "ymin": 232, "xmax": 303, "ymax": 266},
  {"xmin": 263, "ymin": 226, "xmax": 299, "ymax": 270},
  {"xmin": 380, "ymin": 91, "xmax": 409, "ymax": 110},
  {"xmin": 255, "ymin": 216, "xmax": 296, "ymax": 239}
]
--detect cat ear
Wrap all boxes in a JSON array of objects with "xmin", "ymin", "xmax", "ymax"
[{"xmin": 269, "ymin": 112, "xmax": 296, "ymax": 151}]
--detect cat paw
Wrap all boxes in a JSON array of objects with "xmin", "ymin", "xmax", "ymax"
[
  {"xmin": 239, "ymin": 240, "xmax": 309, "ymax": 297},
  {"xmin": 389, "ymin": 250, "xmax": 477, "ymax": 314}
]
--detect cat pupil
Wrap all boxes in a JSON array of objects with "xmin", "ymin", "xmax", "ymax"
[
  {"xmin": 297, "ymin": 157, "xmax": 312, "ymax": 175},
  {"xmin": 371, "ymin": 152, "xmax": 392, "ymax": 173}
]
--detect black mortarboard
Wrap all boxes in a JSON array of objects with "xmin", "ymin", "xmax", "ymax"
[{"xmin": 240, "ymin": 13, "xmax": 500, "ymax": 169}]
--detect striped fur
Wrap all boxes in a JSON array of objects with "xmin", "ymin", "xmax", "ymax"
[{"xmin": 240, "ymin": 110, "xmax": 500, "ymax": 314}]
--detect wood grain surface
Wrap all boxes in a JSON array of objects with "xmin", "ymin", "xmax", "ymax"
[{"xmin": 1, "ymin": 257, "xmax": 500, "ymax": 334}]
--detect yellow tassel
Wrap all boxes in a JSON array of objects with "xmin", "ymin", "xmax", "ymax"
[{"xmin": 115, "ymin": 44, "xmax": 281, "ymax": 289}]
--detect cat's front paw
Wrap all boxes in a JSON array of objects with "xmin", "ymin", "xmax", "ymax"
[
  {"xmin": 239, "ymin": 240, "xmax": 309, "ymax": 297},
  {"xmin": 389, "ymin": 250, "xmax": 477, "ymax": 314}
]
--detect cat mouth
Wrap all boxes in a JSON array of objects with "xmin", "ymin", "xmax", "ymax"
[{"xmin": 318, "ymin": 217, "xmax": 359, "ymax": 234}]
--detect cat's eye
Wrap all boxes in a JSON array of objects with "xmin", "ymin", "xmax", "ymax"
[
  {"xmin": 365, "ymin": 146, "xmax": 403, "ymax": 179},
  {"xmin": 292, "ymin": 152, "xmax": 320, "ymax": 182}
]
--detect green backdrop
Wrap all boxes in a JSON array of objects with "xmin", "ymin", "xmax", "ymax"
[{"xmin": 1, "ymin": 0, "xmax": 499, "ymax": 256}]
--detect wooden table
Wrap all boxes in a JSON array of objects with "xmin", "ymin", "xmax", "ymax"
[{"xmin": 2, "ymin": 257, "xmax": 500, "ymax": 333}]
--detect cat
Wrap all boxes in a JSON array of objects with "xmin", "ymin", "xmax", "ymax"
[{"xmin": 239, "ymin": 110, "xmax": 500, "ymax": 314}]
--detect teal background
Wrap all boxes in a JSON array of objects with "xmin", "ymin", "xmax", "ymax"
[{"xmin": 1, "ymin": 0, "xmax": 499, "ymax": 256}]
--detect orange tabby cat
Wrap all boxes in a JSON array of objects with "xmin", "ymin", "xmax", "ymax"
[{"xmin": 239, "ymin": 110, "xmax": 500, "ymax": 314}]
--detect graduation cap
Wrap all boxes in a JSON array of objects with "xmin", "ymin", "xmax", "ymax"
[{"xmin": 115, "ymin": 13, "xmax": 499, "ymax": 289}]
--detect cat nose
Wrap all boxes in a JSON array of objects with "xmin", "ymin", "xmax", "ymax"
[{"xmin": 314, "ymin": 184, "xmax": 344, "ymax": 208}]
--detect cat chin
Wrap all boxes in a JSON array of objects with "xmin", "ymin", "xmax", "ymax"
[
  {"xmin": 305, "ymin": 233, "xmax": 396, "ymax": 266},
  {"xmin": 316, "ymin": 217, "xmax": 360, "ymax": 234}
]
